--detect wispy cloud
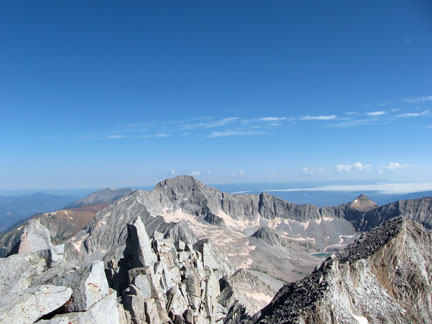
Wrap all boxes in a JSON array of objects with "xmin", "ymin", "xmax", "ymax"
[
  {"xmin": 190, "ymin": 171, "xmax": 200, "ymax": 176},
  {"xmin": 100, "ymin": 135, "xmax": 127, "ymax": 139},
  {"xmin": 208, "ymin": 130, "xmax": 266, "ymax": 138},
  {"xmin": 403, "ymin": 96, "xmax": 432, "ymax": 103},
  {"xmin": 427, "ymin": 125, "xmax": 432, "ymax": 129},
  {"xmin": 396, "ymin": 110, "xmax": 430, "ymax": 118},
  {"xmin": 155, "ymin": 133, "xmax": 170, "ymax": 137},
  {"xmin": 336, "ymin": 162, "xmax": 371, "ymax": 173},
  {"xmin": 378, "ymin": 100, "xmax": 393, "ymax": 106},
  {"xmin": 366, "ymin": 111, "xmax": 386, "ymax": 116},
  {"xmin": 300, "ymin": 115, "xmax": 337, "ymax": 121},
  {"xmin": 181, "ymin": 117, "xmax": 239, "ymax": 130},
  {"xmin": 329, "ymin": 118, "xmax": 383, "ymax": 128},
  {"xmin": 301, "ymin": 167, "xmax": 326, "ymax": 176},
  {"xmin": 258, "ymin": 117, "xmax": 286, "ymax": 122}
]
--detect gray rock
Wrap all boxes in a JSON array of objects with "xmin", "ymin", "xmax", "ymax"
[
  {"xmin": 18, "ymin": 219, "xmax": 53, "ymax": 253},
  {"xmin": 33, "ymin": 260, "xmax": 109, "ymax": 312},
  {"xmin": 50, "ymin": 289, "xmax": 120, "ymax": 324},
  {"xmin": 250, "ymin": 228, "xmax": 281, "ymax": 247},
  {"xmin": 36, "ymin": 318, "xmax": 70, "ymax": 324},
  {"xmin": 0, "ymin": 250, "xmax": 51, "ymax": 295},
  {"xmin": 219, "ymin": 269, "xmax": 274, "ymax": 319},
  {"xmin": 193, "ymin": 239, "xmax": 235, "ymax": 278},
  {"xmin": 0, "ymin": 285, "xmax": 72, "ymax": 324},
  {"xmin": 124, "ymin": 216, "xmax": 156, "ymax": 269},
  {"xmin": 252, "ymin": 218, "xmax": 432, "ymax": 324}
]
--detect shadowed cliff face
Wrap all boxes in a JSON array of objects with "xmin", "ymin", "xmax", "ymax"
[{"xmin": 252, "ymin": 217, "xmax": 432, "ymax": 324}]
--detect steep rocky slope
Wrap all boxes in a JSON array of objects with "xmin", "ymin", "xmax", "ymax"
[{"xmin": 252, "ymin": 217, "xmax": 432, "ymax": 324}]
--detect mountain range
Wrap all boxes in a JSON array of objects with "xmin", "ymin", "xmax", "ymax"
[{"xmin": 0, "ymin": 175, "xmax": 431, "ymax": 323}]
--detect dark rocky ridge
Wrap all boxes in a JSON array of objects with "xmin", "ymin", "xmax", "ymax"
[
  {"xmin": 251, "ymin": 217, "xmax": 432, "ymax": 324},
  {"xmin": 353, "ymin": 196, "xmax": 432, "ymax": 231}
]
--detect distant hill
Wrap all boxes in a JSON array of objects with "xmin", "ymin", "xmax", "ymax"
[
  {"xmin": 66, "ymin": 187, "xmax": 134, "ymax": 209},
  {"xmin": 0, "ymin": 193, "xmax": 77, "ymax": 232},
  {"xmin": 0, "ymin": 187, "xmax": 135, "ymax": 256}
]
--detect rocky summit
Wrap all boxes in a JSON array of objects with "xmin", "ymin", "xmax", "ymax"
[{"xmin": 0, "ymin": 176, "xmax": 431, "ymax": 323}]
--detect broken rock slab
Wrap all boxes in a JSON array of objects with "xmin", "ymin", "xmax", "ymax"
[
  {"xmin": 0, "ymin": 250, "xmax": 51, "ymax": 295},
  {"xmin": 0, "ymin": 285, "xmax": 72, "ymax": 324},
  {"xmin": 48, "ymin": 289, "xmax": 120, "ymax": 324},
  {"xmin": 33, "ymin": 260, "xmax": 109, "ymax": 312}
]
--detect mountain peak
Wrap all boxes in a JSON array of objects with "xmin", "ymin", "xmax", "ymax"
[
  {"xmin": 348, "ymin": 194, "xmax": 378, "ymax": 211},
  {"xmin": 155, "ymin": 175, "xmax": 204, "ymax": 188}
]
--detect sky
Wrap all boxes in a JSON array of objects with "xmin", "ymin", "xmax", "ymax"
[{"xmin": 0, "ymin": 0, "xmax": 431, "ymax": 189}]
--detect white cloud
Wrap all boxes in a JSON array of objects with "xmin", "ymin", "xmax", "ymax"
[
  {"xmin": 396, "ymin": 110, "xmax": 430, "ymax": 118},
  {"xmin": 378, "ymin": 162, "xmax": 407, "ymax": 173},
  {"xmin": 384, "ymin": 162, "xmax": 402, "ymax": 170},
  {"xmin": 258, "ymin": 117, "xmax": 286, "ymax": 122},
  {"xmin": 300, "ymin": 115, "xmax": 337, "ymax": 121},
  {"xmin": 190, "ymin": 171, "xmax": 200, "ymax": 176},
  {"xmin": 427, "ymin": 125, "xmax": 432, "ymax": 129},
  {"xmin": 403, "ymin": 96, "xmax": 432, "ymax": 103},
  {"xmin": 155, "ymin": 133, "xmax": 170, "ymax": 137},
  {"xmin": 366, "ymin": 111, "xmax": 386, "ymax": 116},
  {"xmin": 181, "ymin": 117, "xmax": 239, "ymax": 130},
  {"xmin": 336, "ymin": 162, "xmax": 371, "ymax": 173},
  {"xmin": 208, "ymin": 130, "xmax": 265, "ymax": 137},
  {"xmin": 302, "ymin": 167, "xmax": 312, "ymax": 175}
]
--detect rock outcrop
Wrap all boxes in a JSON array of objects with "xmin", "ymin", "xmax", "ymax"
[
  {"xmin": 108, "ymin": 216, "xmax": 236, "ymax": 324},
  {"xmin": 219, "ymin": 269, "xmax": 274, "ymax": 323},
  {"xmin": 252, "ymin": 217, "xmax": 432, "ymax": 324},
  {"xmin": 0, "ymin": 219, "xmax": 122, "ymax": 324},
  {"xmin": 250, "ymin": 228, "xmax": 281, "ymax": 247}
]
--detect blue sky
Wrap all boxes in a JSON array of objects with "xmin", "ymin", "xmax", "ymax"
[{"xmin": 0, "ymin": 0, "xmax": 431, "ymax": 189}]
